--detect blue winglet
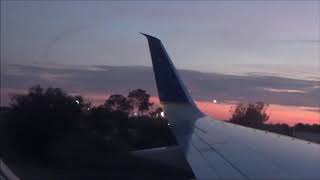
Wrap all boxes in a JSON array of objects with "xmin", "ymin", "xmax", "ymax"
[{"xmin": 141, "ymin": 33, "xmax": 195, "ymax": 104}]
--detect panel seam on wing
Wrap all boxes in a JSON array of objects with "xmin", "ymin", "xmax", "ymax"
[{"xmin": 194, "ymin": 132, "xmax": 250, "ymax": 179}]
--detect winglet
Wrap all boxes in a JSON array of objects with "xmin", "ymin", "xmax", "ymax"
[
  {"xmin": 140, "ymin": 33, "xmax": 161, "ymax": 42},
  {"xmin": 141, "ymin": 33, "xmax": 196, "ymax": 105}
]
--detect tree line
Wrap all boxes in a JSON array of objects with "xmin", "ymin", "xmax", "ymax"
[
  {"xmin": 0, "ymin": 85, "xmax": 319, "ymax": 163},
  {"xmin": 229, "ymin": 101, "xmax": 320, "ymax": 136},
  {"xmin": 0, "ymin": 85, "xmax": 174, "ymax": 162}
]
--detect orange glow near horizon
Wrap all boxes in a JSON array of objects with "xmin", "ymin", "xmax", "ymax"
[
  {"xmin": 266, "ymin": 105, "xmax": 319, "ymax": 126},
  {"xmin": 195, "ymin": 101, "xmax": 232, "ymax": 121},
  {"xmin": 148, "ymin": 97, "xmax": 319, "ymax": 126},
  {"xmin": 2, "ymin": 89, "xmax": 318, "ymax": 126}
]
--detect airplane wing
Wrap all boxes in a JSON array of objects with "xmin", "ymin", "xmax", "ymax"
[{"xmin": 141, "ymin": 33, "xmax": 320, "ymax": 179}]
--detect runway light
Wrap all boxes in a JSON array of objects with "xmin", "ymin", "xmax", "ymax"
[
  {"xmin": 160, "ymin": 111, "xmax": 165, "ymax": 118},
  {"xmin": 213, "ymin": 99, "xmax": 217, "ymax": 104}
]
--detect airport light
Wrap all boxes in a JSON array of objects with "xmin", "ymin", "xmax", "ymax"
[{"xmin": 160, "ymin": 111, "xmax": 165, "ymax": 118}]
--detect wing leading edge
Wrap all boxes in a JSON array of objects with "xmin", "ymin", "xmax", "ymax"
[{"xmin": 142, "ymin": 33, "xmax": 320, "ymax": 179}]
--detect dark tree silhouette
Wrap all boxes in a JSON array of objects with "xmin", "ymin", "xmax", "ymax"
[
  {"xmin": 229, "ymin": 102, "xmax": 269, "ymax": 128},
  {"xmin": 6, "ymin": 85, "xmax": 89, "ymax": 157},
  {"xmin": 88, "ymin": 105, "xmax": 114, "ymax": 135},
  {"xmin": 294, "ymin": 123, "xmax": 320, "ymax": 133},
  {"xmin": 104, "ymin": 94, "xmax": 133, "ymax": 113},
  {"xmin": 128, "ymin": 89, "xmax": 153, "ymax": 116}
]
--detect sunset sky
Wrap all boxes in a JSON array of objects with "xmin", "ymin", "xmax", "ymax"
[{"xmin": 1, "ymin": 1, "xmax": 319, "ymax": 125}]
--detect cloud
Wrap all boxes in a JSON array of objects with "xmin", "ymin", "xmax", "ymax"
[
  {"xmin": 277, "ymin": 39, "xmax": 320, "ymax": 44},
  {"xmin": 1, "ymin": 64, "xmax": 319, "ymax": 108},
  {"xmin": 262, "ymin": 88, "xmax": 307, "ymax": 93},
  {"xmin": 297, "ymin": 106, "xmax": 320, "ymax": 113}
]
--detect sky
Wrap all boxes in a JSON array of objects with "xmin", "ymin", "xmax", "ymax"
[
  {"xmin": 1, "ymin": 1, "xmax": 319, "ymax": 78},
  {"xmin": 1, "ymin": 1, "xmax": 319, "ymax": 125}
]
